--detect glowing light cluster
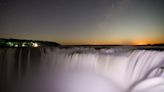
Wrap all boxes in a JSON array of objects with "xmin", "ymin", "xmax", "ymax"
[{"xmin": 32, "ymin": 42, "xmax": 39, "ymax": 47}]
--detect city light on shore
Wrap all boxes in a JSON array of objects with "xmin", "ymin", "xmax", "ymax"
[{"xmin": 32, "ymin": 42, "xmax": 39, "ymax": 47}]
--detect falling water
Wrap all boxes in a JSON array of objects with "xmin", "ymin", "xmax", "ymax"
[{"xmin": 0, "ymin": 47, "xmax": 164, "ymax": 92}]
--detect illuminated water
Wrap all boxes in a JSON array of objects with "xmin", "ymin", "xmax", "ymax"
[{"xmin": 0, "ymin": 47, "xmax": 164, "ymax": 92}]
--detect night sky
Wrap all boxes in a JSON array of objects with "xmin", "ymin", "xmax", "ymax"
[{"xmin": 0, "ymin": 0, "xmax": 164, "ymax": 45}]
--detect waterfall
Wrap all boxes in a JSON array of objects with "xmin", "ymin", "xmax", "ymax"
[{"xmin": 0, "ymin": 47, "xmax": 164, "ymax": 92}]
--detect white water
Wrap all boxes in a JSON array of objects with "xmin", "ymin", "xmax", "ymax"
[{"xmin": 0, "ymin": 47, "xmax": 164, "ymax": 92}]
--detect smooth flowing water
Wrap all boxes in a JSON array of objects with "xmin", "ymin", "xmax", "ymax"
[{"xmin": 0, "ymin": 47, "xmax": 164, "ymax": 92}]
